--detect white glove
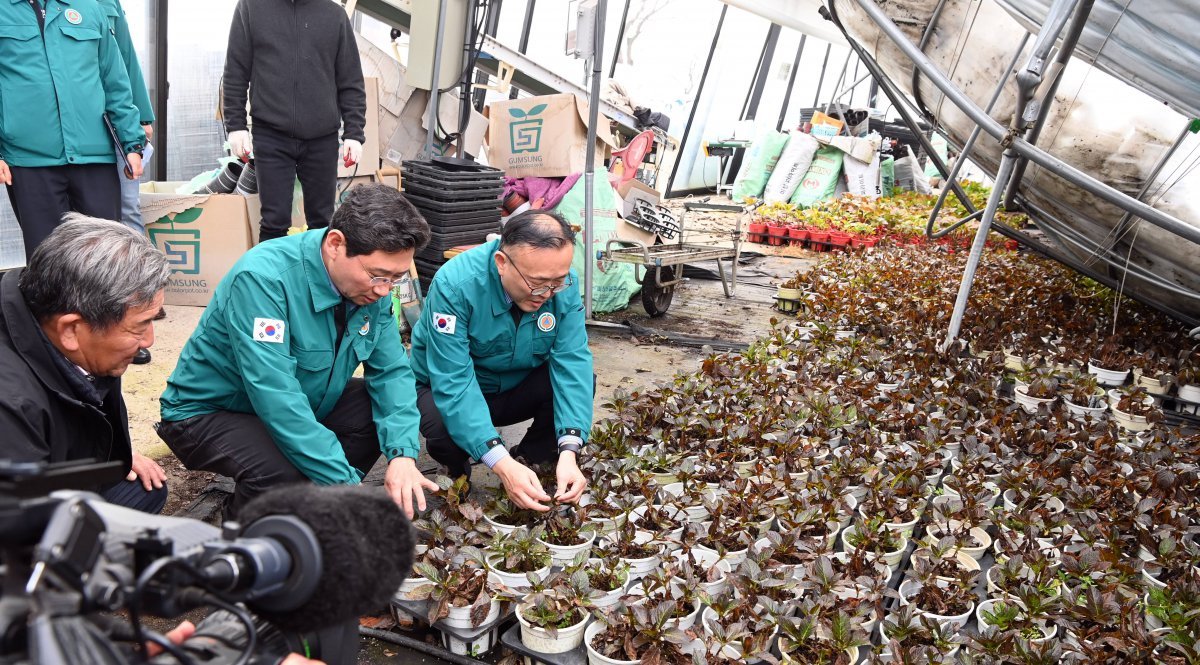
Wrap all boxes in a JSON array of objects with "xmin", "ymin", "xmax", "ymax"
[
  {"xmin": 228, "ymin": 130, "xmax": 253, "ymax": 160},
  {"xmin": 341, "ymin": 139, "xmax": 362, "ymax": 167}
]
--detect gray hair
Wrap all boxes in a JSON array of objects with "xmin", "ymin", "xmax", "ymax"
[{"xmin": 19, "ymin": 214, "xmax": 171, "ymax": 329}]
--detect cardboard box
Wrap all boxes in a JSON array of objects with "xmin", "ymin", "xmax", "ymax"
[
  {"xmin": 139, "ymin": 182, "xmax": 255, "ymax": 307},
  {"xmin": 338, "ymin": 76, "xmax": 381, "ymax": 178},
  {"xmin": 486, "ymin": 93, "xmax": 615, "ymax": 179},
  {"xmin": 616, "ymin": 178, "xmax": 661, "ymax": 219}
]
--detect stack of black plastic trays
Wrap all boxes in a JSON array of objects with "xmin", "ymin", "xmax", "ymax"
[{"xmin": 402, "ymin": 160, "xmax": 504, "ymax": 292}]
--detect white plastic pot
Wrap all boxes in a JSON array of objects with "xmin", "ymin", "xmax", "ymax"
[
  {"xmin": 701, "ymin": 607, "xmax": 778, "ymax": 661},
  {"xmin": 1088, "ymin": 361, "xmax": 1130, "ymax": 386},
  {"xmin": 486, "ymin": 564, "xmax": 549, "ymax": 592},
  {"xmin": 840, "ymin": 526, "xmax": 908, "ymax": 573},
  {"xmin": 1064, "ymin": 395, "xmax": 1108, "ymax": 420},
  {"xmin": 442, "ymin": 599, "xmax": 500, "ymax": 629},
  {"xmin": 483, "ymin": 513, "xmax": 525, "ymax": 536},
  {"xmin": 975, "ymin": 598, "xmax": 1056, "ymax": 643},
  {"xmin": 898, "ymin": 579, "xmax": 974, "ymax": 632},
  {"xmin": 539, "ymin": 533, "xmax": 595, "ymax": 568},
  {"xmin": 517, "ymin": 605, "xmax": 590, "ymax": 654},
  {"xmin": 1014, "ymin": 385, "xmax": 1057, "ymax": 413},
  {"xmin": 585, "ymin": 621, "xmax": 640, "ymax": 665},
  {"xmin": 1179, "ymin": 384, "xmax": 1200, "ymax": 415},
  {"xmin": 923, "ymin": 526, "xmax": 992, "ymax": 561}
]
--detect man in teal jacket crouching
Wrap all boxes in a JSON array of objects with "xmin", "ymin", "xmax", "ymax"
[
  {"xmin": 410, "ymin": 210, "xmax": 594, "ymax": 511},
  {"xmin": 157, "ymin": 184, "xmax": 438, "ymax": 518}
]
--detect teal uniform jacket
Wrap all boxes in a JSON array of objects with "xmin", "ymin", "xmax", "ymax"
[
  {"xmin": 410, "ymin": 239, "xmax": 594, "ymax": 462},
  {"xmin": 97, "ymin": 0, "xmax": 154, "ymax": 124},
  {"xmin": 0, "ymin": 0, "xmax": 144, "ymax": 166},
  {"xmin": 160, "ymin": 230, "xmax": 422, "ymax": 485}
]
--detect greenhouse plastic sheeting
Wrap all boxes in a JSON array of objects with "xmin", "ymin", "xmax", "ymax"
[
  {"xmin": 996, "ymin": 0, "xmax": 1200, "ymax": 120},
  {"xmin": 833, "ymin": 0, "xmax": 1200, "ymax": 319}
]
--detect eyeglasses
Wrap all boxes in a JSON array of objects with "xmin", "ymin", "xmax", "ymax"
[
  {"xmin": 356, "ymin": 256, "xmax": 407, "ymax": 288},
  {"xmin": 500, "ymin": 250, "xmax": 573, "ymax": 296}
]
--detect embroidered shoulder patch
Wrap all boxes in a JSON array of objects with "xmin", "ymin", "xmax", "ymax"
[
  {"xmin": 433, "ymin": 313, "xmax": 457, "ymax": 335},
  {"xmin": 253, "ymin": 317, "xmax": 286, "ymax": 343}
]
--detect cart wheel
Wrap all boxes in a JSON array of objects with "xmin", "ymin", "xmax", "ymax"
[{"xmin": 641, "ymin": 266, "xmax": 680, "ymax": 317}]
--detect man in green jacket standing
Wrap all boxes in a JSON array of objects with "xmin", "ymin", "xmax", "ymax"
[
  {"xmin": 410, "ymin": 210, "xmax": 593, "ymax": 511},
  {"xmin": 0, "ymin": 0, "xmax": 145, "ymax": 258},
  {"xmin": 156, "ymin": 185, "xmax": 438, "ymax": 518},
  {"xmin": 98, "ymin": 0, "xmax": 155, "ymax": 233}
]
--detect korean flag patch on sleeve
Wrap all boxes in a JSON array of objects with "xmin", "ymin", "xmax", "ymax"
[
  {"xmin": 254, "ymin": 317, "xmax": 286, "ymax": 343},
  {"xmin": 432, "ymin": 313, "xmax": 457, "ymax": 335}
]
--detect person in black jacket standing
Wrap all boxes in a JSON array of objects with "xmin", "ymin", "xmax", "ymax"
[
  {"xmin": 0, "ymin": 216, "xmax": 171, "ymax": 513},
  {"xmin": 222, "ymin": 0, "xmax": 366, "ymax": 243}
]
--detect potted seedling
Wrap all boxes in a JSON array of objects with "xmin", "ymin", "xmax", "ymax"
[
  {"xmin": 841, "ymin": 516, "xmax": 909, "ymax": 573},
  {"xmin": 515, "ymin": 569, "xmax": 593, "ymax": 655},
  {"xmin": 1059, "ymin": 370, "xmax": 1108, "ymax": 419},
  {"xmin": 408, "ymin": 547, "xmax": 502, "ymax": 655},
  {"xmin": 897, "ymin": 563, "xmax": 978, "ymax": 631},
  {"xmin": 1014, "ymin": 369, "xmax": 1059, "ymax": 413},
  {"xmin": 774, "ymin": 607, "xmax": 868, "ymax": 664},
  {"xmin": 699, "ymin": 590, "xmax": 779, "ymax": 663},
  {"xmin": 538, "ymin": 509, "xmax": 598, "ymax": 566},
  {"xmin": 485, "ymin": 528, "xmax": 552, "ymax": 591},
  {"xmin": 975, "ymin": 597, "xmax": 1056, "ymax": 643},
  {"xmin": 1110, "ymin": 385, "xmax": 1163, "ymax": 432},
  {"xmin": 584, "ymin": 600, "xmax": 695, "ymax": 665}
]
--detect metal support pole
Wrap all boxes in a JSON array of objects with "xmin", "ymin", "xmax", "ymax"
[
  {"xmin": 509, "ymin": 0, "xmax": 536, "ymax": 99},
  {"xmin": 1003, "ymin": 0, "xmax": 1093, "ymax": 209},
  {"xmin": 942, "ymin": 150, "xmax": 1019, "ymax": 349},
  {"xmin": 664, "ymin": 4, "xmax": 726, "ymax": 197},
  {"xmin": 777, "ymin": 36, "xmax": 806, "ymax": 130},
  {"xmin": 472, "ymin": 0, "xmax": 503, "ymax": 111},
  {"xmin": 152, "ymin": 0, "xmax": 167, "ymax": 179},
  {"xmin": 812, "ymin": 44, "xmax": 832, "ymax": 106},
  {"xmin": 847, "ymin": 0, "xmax": 1200, "ymax": 245},
  {"xmin": 424, "ymin": 0, "xmax": 450, "ymax": 159},
  {"xmin": 583, "ymin": 0, "xmax": 607, "ymax": 320},
  {"xmin": 608, "ymin": 0, "xmax": 632, "ymax": 78},
  {"xmin": 1096, "ymin": 120, "xmax": 1193, "ymax": 265},
  {"xmin": 926, "ymin": 33, "xmax": 1029, "ymax": 238},
  {"xmin": 457, "ymin": 0, "xmax": 478, "ymax": 159}
]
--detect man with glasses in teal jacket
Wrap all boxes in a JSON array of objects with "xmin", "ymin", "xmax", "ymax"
[
  {"xmin": 157, "ymin": 185, "xmax": 438, "ymax": 519},
  {"xmin": 410, "ymin": 210, "xmax": 594, "ymax": 511}
]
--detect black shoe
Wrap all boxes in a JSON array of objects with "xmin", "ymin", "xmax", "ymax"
[{"xmin": 132, "ymin": 348, "xmax": 151, "ymax": 365}]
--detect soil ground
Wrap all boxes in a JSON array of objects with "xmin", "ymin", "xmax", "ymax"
[{"xmin": 115, "ymin": 198, "xmax": 816, "ymax": 663}]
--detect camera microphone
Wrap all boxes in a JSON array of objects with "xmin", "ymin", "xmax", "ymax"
[{"xmin": 202, "ymin": 484, "xmax": 415, "ymax": 633}]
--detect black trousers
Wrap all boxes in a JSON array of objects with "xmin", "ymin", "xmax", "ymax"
[
  {"xmin": 99, "ymin": 478, "xmax": 169, "ymax": 515},
  {"xmin": 252, "ymin": 124, "xmax": 339, "ymax": 242},
  {"xmin": 155, "ymin": 378, "xmax": 381, "ymax": 518},
  {"xmin": 417, "ymin": 363, "xmax": 560, "ymax": 474},
  {"xmin": 6, "ymin": 163, "xmax": 120, "ymax": 259}
]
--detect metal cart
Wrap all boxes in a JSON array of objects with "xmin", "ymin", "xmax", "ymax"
[{"xmin": 601, "ymin": 201, "xmax": 743, "ymax": 317}]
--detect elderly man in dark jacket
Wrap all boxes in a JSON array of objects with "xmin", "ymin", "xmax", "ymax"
[
  {"xmin": 222, "ymin": 0, "xmax": 367, "ymax": 243},
  {"xmin": 0, "ymin": 216, "xmax": 171, "ymax": 513}
]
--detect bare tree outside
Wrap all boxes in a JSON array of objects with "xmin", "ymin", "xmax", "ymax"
[{"xmin": 617, "ymin": 0, "xmax": 671, "ymax": 66}]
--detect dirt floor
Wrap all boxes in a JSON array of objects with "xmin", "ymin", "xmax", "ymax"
[{"xmin": 117, "ymin": 198, "xmax": 819, "ymax": 662}]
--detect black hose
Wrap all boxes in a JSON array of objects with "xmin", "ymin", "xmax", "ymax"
[{"xmin": 359, "ymin": 626, "xmax": 485, "ymax": 665}]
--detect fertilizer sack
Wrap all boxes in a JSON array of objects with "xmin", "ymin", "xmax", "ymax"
[
  {"xmin": 843, "ymin": 152, "xmax": 881, "ymax": 198},
  {"xmin": 554, "ymin": 175, "xmax": 640, "ymax": 313},
  {"xmin": 762, "ymin": 132, "xmax": 820, "ymax": 203},
  {"xmin": 731, "ymin": 130, "xmax": 788, "ymax": 202},
  {"xmin": 880, "ymin": 156, "xmax": 895, "ymax": 197},
  {"xmin": 790, "ymin": 145, "xmax": 845, "ymax": 208}
]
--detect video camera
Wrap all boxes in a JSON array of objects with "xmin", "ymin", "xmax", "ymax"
[{"xmin": 0, "ymin": 459, "xmax": 415, "ymax": 665}]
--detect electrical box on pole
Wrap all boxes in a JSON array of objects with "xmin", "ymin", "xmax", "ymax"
[{"xmin": 565, "ymin": 0, "xmax": 598, "ymax": 59}]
